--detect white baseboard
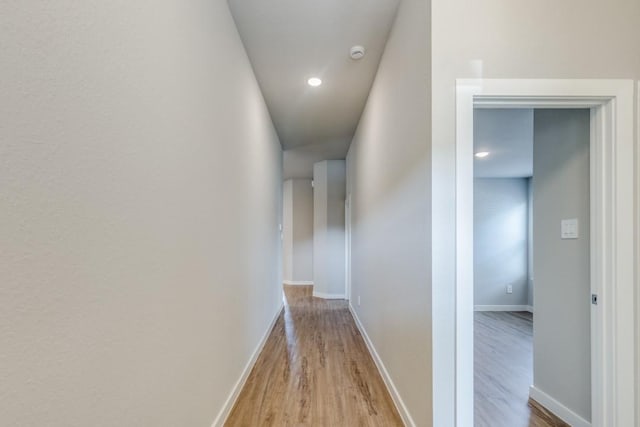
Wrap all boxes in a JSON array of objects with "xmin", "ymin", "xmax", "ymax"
[
  {"xmin": 210, "ymin": 302, "xmax": 284, "ymax": 427},
  {"xmin": 529, "ymin": 385, "xmax": 591, "ymax": 427},
  {"xmin": 313, "ymin": 291, "xmax": 344, "ymax": 300},
  {"xmin": 283, "ymin": 280, "xmax": 314, "ymax": 286},
  {"xmin": 349, "ymin": 304, "xmax": 415, "ymax": 427},
  {"xmin": 474, "ymin": 304, "xmax": 533, "ymax": 313}
]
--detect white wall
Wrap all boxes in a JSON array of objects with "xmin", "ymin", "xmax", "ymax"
[
  {"xmin": 283, "ymin": 180, "xmax": 294, "ymax": 281},
  {"xmin": 292, "ymin": 180, "xmax": 314, "ymax": 282},
  {"xmin": 474, "ymin": 178, "xmax": 529, "ymax": 307},
  {"xmin": 0, "ymin": 1, "xmax": 283, "ymax": 426},
  {"xmin": 313, "ymin": 161, "xmax": 346, "ymax": 297},
  {"xmin": 282, "ymin": 179, "xmax": 314, "ymax": 283},
  {"xmin": 346, "ymin": 0, "xmax": 431, "ymax": 423},
  {"xmin": 431, "ymin": 1, "xmax": 640, "ymax": 423},
  {"xmin": 532, "ymin": 109, "xmax": 591, "ymax": 421}
]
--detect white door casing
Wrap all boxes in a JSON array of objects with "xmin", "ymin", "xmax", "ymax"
[{"xmin": 455, "ymin": 79, "xmax": 636, "ymax": 427}]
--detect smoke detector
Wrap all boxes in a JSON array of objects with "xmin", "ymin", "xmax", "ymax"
[{"xmin": 350, "ymin": 45, "xmax": 366, "ymax": 60}]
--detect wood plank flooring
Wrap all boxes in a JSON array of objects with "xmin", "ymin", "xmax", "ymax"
[
  {"xmin": 475, "ymin": 311, "xmax": 567, "ymax": 427},
  {"xmin": 225, "ymin": 285, "xmax": 403, "ymax": 427}
]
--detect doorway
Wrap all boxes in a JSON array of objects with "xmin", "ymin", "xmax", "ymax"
[
  {"xmin": 473, "ymin": 107, "xmax": 593, "ymax": 426},
  {"xmin": 454, "ymin": 79, "xmax": 636, "ymax": 427}
]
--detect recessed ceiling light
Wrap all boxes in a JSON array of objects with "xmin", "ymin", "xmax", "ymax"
[
  {"xmin": 307, "ymin": 77, "xmax": 322, "ymax": 87},
  {"xmin": 475, "ymin": 151, "xmax": 490, "ymax": 158}
]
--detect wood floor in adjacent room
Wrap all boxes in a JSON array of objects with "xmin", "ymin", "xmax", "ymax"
[
  {"xmin": 225, "ymin": 285, "xmax": 403, "ymax": 427},
  {"xmin": 475, "ymin": 311, "xmax": 564, "ymax": 427}
]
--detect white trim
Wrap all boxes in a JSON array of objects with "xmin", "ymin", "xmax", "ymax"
[
  {"xmin": 529, "ymin": 385, "xmax": 591, "ymax": 427},
  {"xmin": 455, "ymin": 79, "xmax": 637, "ymax": 427},
  {"xmin": 349, "ymin": 304, "xmax": 414, "ymax": 427},
  {"xmin": 455, "ymin": 80, "xmax": 477, "ymax": 427},
  {"xmin": 312, "ymin": 291, "xmax": 345, "ymax": 300},
  {"xmin": 636, "ymin": 80, "xmax": 640, "ymax": 427},
  {"xmin": 345, "ymin": 194, "xmax": 352, "ymax": 302},
  {"xmin": 474, "ymin": 305, "xmax": 533, "ymax": 313},
  {"xmin": 210, "ymin": 303, "xmax": 284, "ymax": 427},
  {"xmin": 283, "ymin": 280, "xmax": 314, "ymax": 286}
]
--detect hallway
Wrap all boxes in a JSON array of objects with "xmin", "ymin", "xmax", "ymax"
[
  {"xmin": 226, "ymin": 286, "xmax": 402, "ymax": 426},
  {"xmin": 3, "ymin": 1, "xmax": 639, "ymax": 426}
]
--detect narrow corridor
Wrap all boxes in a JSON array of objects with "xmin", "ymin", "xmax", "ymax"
[{"xmin": 226, "ymin": 285, "xmax": 402, "ymax": 426}]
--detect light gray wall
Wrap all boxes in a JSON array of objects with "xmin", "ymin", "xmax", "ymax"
[
  {"xmin": 474, "ymin": 178, "xmax": 529, "ymax": 307},
  {"xmin": 0, "ymin": 2, "xmax": 283, "ymax": 426},
  {"xmin": 292, "ymin": 179, "xmax": 314, "ymax": 282},
  {"xmin": 282, "ymin": 179, "xmax": 313, "ymax": 282},
  {"xmin": 313, "ymin": 160, "xmax": 346, "ymax": 297},
  {"xmin": 283, "ymin": 180, "xmax": 294, "ymax": 281},
  {"xmin": 431, "ymin": 1, "xmax": 640, "ymax": 423},
  {"xmin": 346, "ymin": 0, "xmax": 431, "ymax": 423},
  {"xmin": 533, "ymin": 109, "xmax": 591, "ymax": 421}
]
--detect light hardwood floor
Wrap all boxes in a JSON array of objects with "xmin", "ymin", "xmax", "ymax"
[
  {"xmin": 474, "ymin": 311, "xmax": 568, "ymax": 427},
  {"xmin": 225, "ymin": 285, "xmax": 403, "ymax": 426}
]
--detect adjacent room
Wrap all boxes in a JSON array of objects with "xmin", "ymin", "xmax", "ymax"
[{"xmin": 473, "ymin": 108, "xmax": 592, "ymax": 426}]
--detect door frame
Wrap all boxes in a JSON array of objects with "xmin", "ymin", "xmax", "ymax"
[
  {"xmin": 455, "ymin": 79, "xmax": 636, "ymax": 426},
  {"xmin": 345, "ymin": 194, "xmax": 352, "ymax": 301}
]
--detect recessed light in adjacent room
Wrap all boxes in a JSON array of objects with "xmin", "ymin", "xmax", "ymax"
[
  {"xmin": 307, "ymin": 77, "xmax": 322, "ymax": 87},
  {"xmin": 475, "ymin": 151, "xmax": 490, "ymax": 158}
]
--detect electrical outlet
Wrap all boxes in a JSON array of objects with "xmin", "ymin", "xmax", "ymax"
[
  {"xmin": 507, "ymin": 285, "xmax": 513, "ymax": 294},
  {"xmin": 358, "ymin": 295, "xmax": 361, "ymax": 306}
]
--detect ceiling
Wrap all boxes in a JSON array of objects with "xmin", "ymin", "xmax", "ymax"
[
  {"xmin": 474, "ymin": 109, "xmax": 534, "ymax": 178},
  {"xmin": 227, "ymin": 0, "xmax": 400, "ymax": 179}
]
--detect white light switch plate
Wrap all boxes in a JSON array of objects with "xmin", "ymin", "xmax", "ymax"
[{"xmin": 561, "ymin": 218, "xmax": 579, "ymax": 239}]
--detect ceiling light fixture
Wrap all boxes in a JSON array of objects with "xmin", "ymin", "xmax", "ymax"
[
  {"xmin": 475, "ymin": 151, "xmax": 490, "ymax": 158},
  {"xmin": 307, "ymin": 77, "xmax": 322, "ymax": 87}
]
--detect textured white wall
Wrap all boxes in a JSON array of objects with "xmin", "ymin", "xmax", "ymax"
[
  {"xmin": 474, "ymin": 178, "xmax": 529, "ymax": 307},
  {"xmin": 431, "ymin": 0, "xmax": 640, "ymax": 423},
  {"xmin": 346, "ymin": 0, "xmax": 431, "ymax": 423},
  {"xmin": 0, "ymin": 1, "xmax": 282, "ymax": 426}
]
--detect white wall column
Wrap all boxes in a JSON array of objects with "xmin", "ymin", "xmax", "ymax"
[{"xmin": 313, "ymin": 160, "xmax": 346, "ymax": 299}]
